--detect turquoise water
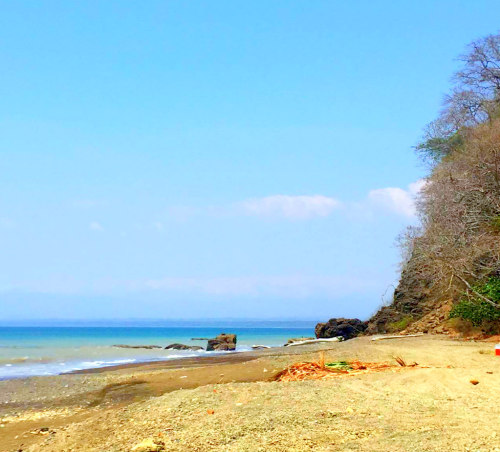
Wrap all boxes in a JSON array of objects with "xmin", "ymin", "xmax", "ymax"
[{"xmin": 0, "ymin": 326, "xmax": 315, "ymax": 380}]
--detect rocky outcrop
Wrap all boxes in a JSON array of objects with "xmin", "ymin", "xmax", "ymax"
[
  {"xmin": 403, "ymin": 302, "xmax": 453, "ymax": 334},
  {"xmin": 366, "ymin": 250, "xmax": 434, "ymax": 334},
  {"xmin": 164, "ymin": 343, "xmax": 204, "ymax": 351},
  {"xmin": 206, "ymin": 333, "xmax": 237, "ymax": 351},
  {"xmin": 113, "ymin": 344, "xmax": 162, "ymax": 349},
  {"xmin": 315, "ymin": 318, "xmax": 367, "ymax": 340}
]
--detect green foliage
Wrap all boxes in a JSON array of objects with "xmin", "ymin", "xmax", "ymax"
[
  {"xmin": 325, "ymin": 361, "xmax": 351, "ymax": 371},
  {"xmin": 449, "ymin": 277, "xmax": 500, "ymax": 326},
  {"xmin": 449, "ymin": 299, "xmax": 500, "ymax": 326},
  {"xmin": 490, "ymin": 215, "xmax": 500, "ymax": 232},
  {"xmin": 387, "ymin": 316, "xmax": 413, "ymax": 332},
  {"xmin": 476, "ymin": 276, "xmax": 500, "ymax": 301},
  {"xmin": 415, "ymin": 132, "xmax": 464, "ymax": 164}
]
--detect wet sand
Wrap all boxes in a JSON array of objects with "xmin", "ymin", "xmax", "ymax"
[{"xmin": 69, "ymin": 351, "xmax": 260, "ymax": 374}]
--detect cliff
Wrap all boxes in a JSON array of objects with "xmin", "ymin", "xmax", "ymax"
[{"xmin": 368, "ymin": 33, "xmax": 500, "ymax": 335}]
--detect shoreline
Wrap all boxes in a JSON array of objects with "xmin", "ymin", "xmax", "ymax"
[
  {"xmin": 2, "ymin": 331, "xmax": 497, "ymax": 382},
  {"xmin": 0, "ymin": 341, "xmax": 296, "ymax": 450},
  {"xmin": 67, "ymin": 350, "xmax": 261, "ymax": 375},
  {"xmin": 2, "ymin": 331, "xmax": 497, "ymax": 383},
  {"xmin": 0, "ymin": 325, "xmax": 317, "ymax": 381},
  {"xmin": 1, "ymin": 335, "xmax": 499, "ymax": 451},
  {"xmin": 0, "ymin": 348, "xmax": 271, "ymax": 382}
]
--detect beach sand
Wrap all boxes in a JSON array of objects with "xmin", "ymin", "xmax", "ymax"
[{"xmin": 1, "ymin": 335, "xmax": 499, "ymax": 451}]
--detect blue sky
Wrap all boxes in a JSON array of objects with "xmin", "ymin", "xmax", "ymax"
[{"xmin": 1, "ymin": 1, "xmax": 499, "ymax": 321}]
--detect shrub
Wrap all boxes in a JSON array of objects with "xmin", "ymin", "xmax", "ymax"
[
  {"xmin": 387, "ymin": 316, "xmax": 413, "ymax": 332},
  {"xmin": 449, "ymin": 277, "xmax": 500, "ymax": 326},
  {"xmin": 491, "ymin": 215, "xmax": 500, "ymax": 232},
  {"xmin": 480, "ymin": 320, "xmax": 500, "ymax": 335},
  {"xmin": 449, "ymin": 299, "xmax": 500, "ymax": 326},
  {"xmin": 445, "ymin": 317, "xmax": 477, "ymax": 335},
  {"xmin": 474, "ymin": 276, "xmax": 500, "ymax": 302}
]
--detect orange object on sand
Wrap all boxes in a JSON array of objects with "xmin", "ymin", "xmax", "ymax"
[
  {"xmin": 274, "ymin": 359, "xmax": 399, "ymax": 382},
  {"xmin": 495, "ymin": 344, "xmax": 500, "ymax": 356}
]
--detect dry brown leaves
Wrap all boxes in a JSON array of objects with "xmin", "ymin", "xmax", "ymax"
[{"xmin": 273, "ymin": 362, "xmax": 348, "ymax": 382}]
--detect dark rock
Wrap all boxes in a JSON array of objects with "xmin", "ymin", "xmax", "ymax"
[
  {"xmin": 365, "ymin": 306, "xmax": 403, "ymax": 335},
  {"xmin": 113, "ymin": 344, "xmax": 162, "ymax": 349},
  {"xmin": 206, "ymin": 333, "xmax": 237, "ymax": 351},
  {"xmin": 164, "ymin": 343, "xmax": 204, "ymax": 351},
  {"xmin": 366, "ymin": 248, "xmax": 432, "ymax": 334},
  {"xmin": 315, "ymin": 318, "xmax": 367, "ymax": 340}
]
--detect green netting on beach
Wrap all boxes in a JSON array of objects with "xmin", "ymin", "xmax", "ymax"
[{"xmin": 324, "ymin": 361, "xmax": 352, "ymax": 371}]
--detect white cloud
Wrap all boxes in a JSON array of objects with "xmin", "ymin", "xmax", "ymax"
[
  {"xmin": 367, "ymin": 179, "xmax": 426, "ymax": 217},
  {"xmin": 241, "ymin": 195, "xmax": 340, "ymax": 219},
  {"xmin": 408, "ymin": 179, "xmax": 427, "ymax": 195},
  {"xmin": 89, "ymin": 221, "xmax": 104, "ymax": 231}
]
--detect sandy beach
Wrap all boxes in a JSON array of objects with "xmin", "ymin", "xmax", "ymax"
[{"xmin": 1, "ymin": 335, "xmax": 499, "ymax": 451}]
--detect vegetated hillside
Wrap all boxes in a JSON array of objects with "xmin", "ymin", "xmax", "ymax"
[{"xmin": 368, "ymin": 33, "xmax": 500, "ymax": 335}]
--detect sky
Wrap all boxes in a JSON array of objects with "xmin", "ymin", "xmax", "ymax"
[{"xmin": 1, "ymin": 1, "xmax": 500, "ymax": 322}]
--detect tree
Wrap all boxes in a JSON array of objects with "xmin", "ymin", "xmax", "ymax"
[{"xmin": 416, "ymin": 33, "xmax": 500, "ymax": 164}]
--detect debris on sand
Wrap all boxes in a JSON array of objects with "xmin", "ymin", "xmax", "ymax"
[
  {"xmin": 284, "ymin": 337, "xmax": 315, "ymax": 346},
  {"xmin": 325, "ymin": 361, "xmax": 351, "ymax": 371},
  {"xmin": 285, "ymin": 337, "xmax": 342, "ymax": 347},
  {"xmin": 394, "ymin": 356, "xmax": 419, "ymax": 367},
  {"xmin": 274, "ymin": 361, "xmax": 348, "ymax": 381},
  {"xmin": 370, "ymin": 333, "xmax": 424, "ymax": 341},
  {"xmin": 274, "ymin": 353, "xmax": 419, "ymax": 382},
  {"xmin": 29, "ymin": 427, "xmax": 56, "ymax": 436},
  {"xmin": 131, "ymin": 438, "xmax": 166, "ymax": 452}
]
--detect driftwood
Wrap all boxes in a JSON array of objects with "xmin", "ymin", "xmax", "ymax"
[
  {"xmin": 251, "ymin": 345, "xmax": 271, "ymax": 349},
  {"xmin": 370, "ymin": 333, "xmax": 424, "ymax": 342},
  {"xmin": 285, "ymin": 337, "xmax": 342, "ymax": 347}
]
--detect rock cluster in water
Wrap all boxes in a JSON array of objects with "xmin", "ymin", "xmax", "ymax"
[
  {"xmin": 113, "ymin": 344, "xmax": 162, "ymax": 349},
  {"xmin": 164, "ymin": 343, "xmax": 204, "ymax": 351},
  {"xmin": 206, "ymin": 333, "xmax": 237, "ymax": 351},
  {"xmin": 114, "ymin": 333, "xmax": 238, "ymax": 353}
]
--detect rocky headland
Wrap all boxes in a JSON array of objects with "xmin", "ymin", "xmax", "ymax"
[{"xmin": 315, "ymin": 318, "xmax": 367, "ymax": 340}]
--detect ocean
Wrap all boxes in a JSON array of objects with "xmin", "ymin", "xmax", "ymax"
[{"xmin": 0, "ymin": 324, "xmax": 316, "ymax": 380}]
